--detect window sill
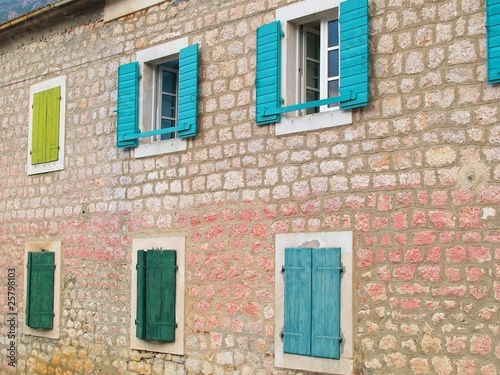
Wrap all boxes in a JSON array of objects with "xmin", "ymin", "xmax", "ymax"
[
  {"xmin": 275, "ymin": 109, "xmax": 352, "ymax": 136},
  {"xmin": 133, "ymin": 138, "xmax": 187, "ymax": 158}
]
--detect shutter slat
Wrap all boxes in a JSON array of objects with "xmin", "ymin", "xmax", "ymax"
[
  {"xmin": 26, "ymin": 252, "xmax": 55, "ymax": 329},
  {"xmin": 135, "ymin": 250, "xmax": 147, "ymax": 339},
  {"xmin": 283, "ymin": 247, "xmax": 312, "ymax": 356},
  {"xmin": 255, "ymin": 21, "xmax": 282, "ymax": 125},
  {"xmin": 487, "ymin": 0, "xmax": 500, "ymax": 83},
  {"xmin": 177, "ymin": 44, "xmax": 199, "ymax": 138},
  {"xmin": 117, "ymin": 62, "xmax": 140, "ymax": 148},
  {"xmin": 339, "ymin": 0, "xmax": 370, "ymax": 110},
  {"xmin": 311, "ymin": 248, "xmax": 342, "ymax": 359}
]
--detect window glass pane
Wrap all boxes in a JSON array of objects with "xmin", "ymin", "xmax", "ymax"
[
  {"xmin": 306, "ymin": 31, "xmax": 320, "ymax": 60},
  {"xmin": 162, "ymin": 71, "xmax": 177, "ymax": 94},
  {"xmin": 328, "ymin": 50, "xmax": 339, "ymax": 78},
  {"xmin": 160, "ymin": 119, "xmax": 175, "ymax": 140},
  {"xmin": 306, "ymin": 89, "xmax": 319, "ymax": 114},
  {"xmin": 161, "ymin": 95, "xmax": 176, "ymax": 118},
  {"xmin": 306, "ymin": 61, "xmax": 320, "ymax": 89},
  {"xmin": 328, "ymin": 20, "xmax": 339, "ymax": 48},
  {"xmin": 328, "ymin": 80, "xmax": 339, "ymax": 108}
]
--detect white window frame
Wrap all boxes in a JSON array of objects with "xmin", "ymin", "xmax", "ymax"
[
  {"xmin": 130, "ymin": 236, "xmax": 185, "ymax": 355},
  {"xmin": 275, "ymin": 232, "xmax": 353, "ymax": 374},
  {"xmin": 134, "ymin": 38, "xmax": 188, "ymax": 158},
  {"xmin": 23, "ymin": 241, "xmax": 62, "ymax": 339},
  {"xmin": 27, "ymin": 76, "xmax": 66, "ymax": 175},
  {"xmin": 276, "ymin": 0, "xmax": 352, "ymax": 136}
]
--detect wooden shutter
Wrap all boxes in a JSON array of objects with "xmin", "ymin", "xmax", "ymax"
[
  {"xmin": 486, "ymin": 0, "xmax": 500, "ymax": 84},
  {"xmin": 117, "ymin": 62, "xmax": 140, "ymax": 148},
  {"xmin": 26, "ymin": 251, "xmax": 55, "ymax": 329},
  {"xmin": 283, "ymin": 247, "xmax": 312, "ymax": 355},
  {"xmin": 31, "ymin": 87, "xmax": 61, "ymax": 165},
  {"xmin": 177, "ymin": 44, "xmax": 199, "ymax": 138},
  {"xmin": 255, "ymin": 21, "xmax": 282, "ymax": 125},
  {"xmin": 311, "ymin": 248, "xmax": 342, "ymax": 359},
  {"xmin": 339, "ymin": 0, "xmax": 369, "ymax": 110},
  {"xmin": 135, "ymin": 250, "xmax": 147, "ymax": 340}
]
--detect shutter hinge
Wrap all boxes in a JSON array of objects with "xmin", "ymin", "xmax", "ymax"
[
  {"xmin": 281, "ymin": 265, "xmax": 285, "ymax": 273},
  {"xmin": 281, "ymin": 30, "xmax": 284, "ymax": 37},
  {"xmin": 280, "ymin": 330, "xmax": 284, "ymax": 339}
]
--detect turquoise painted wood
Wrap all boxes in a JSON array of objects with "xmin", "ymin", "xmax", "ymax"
[
  {"xmin": 283, "ymin": 247, "xmax": 312, "ymax": 356},
  {"xmin": 117, "ymin": 62, "xmax": 140, "ymax": 148},
  {"xmin": 311, "ymin": 248, "xmax": 342, "ymax": 359},
  {"xmin": 486, "ymin": 0, "xmax": 500, "ymax": 84},
  {"xmin": 339, "ymin": 0, "xmax": 370, "ymax": 110},
  {"xmin": 178, "ymin": 44, "xmax": 199, "ymax": 138},
  {"xmin": 26, "ymin": 251, "xmax": 55, "ymax": 329},
  {"xmin": 145, "ymin": 250, "xmax": 177, "ymax": 342},
  {"xmin": 255, "ymin": 21, "xmax": 282, "ymax": 125},
  {"xmin": 135, "ymin": 250, "xmax": 147, "ymax": 339}
]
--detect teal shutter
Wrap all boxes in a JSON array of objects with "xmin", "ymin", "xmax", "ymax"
[
  {"xmin": 117, "ymin": 62, "xmax": 140, "ymax": 148},
  {"xmin": 283, "ymin": 247, "xmax": 312, "ymax": 355},
  {"xmin": 486, "ymin": 0, "xmax": 500, "ymax": 84},
  {"xmin": 177, "ymin": 44, "xmax": 199, "ymax": 138},
  {"xmin": 26, "ymin": 251, "xmax": 55, "ymax": 329},
  {"xmin": 255, "ymin": 21, "xmax": 282, "ymax": 125},
  {"xmin": 339, "ymin": 0, "xmax": 369, "ymax": 110},
  {"xmin": 135, "ymin": 250, "xmax": 147, "ymax": 340},
  {"xmin": 311, "ymin": 248, "xmax": 342, "ymax": 359}
]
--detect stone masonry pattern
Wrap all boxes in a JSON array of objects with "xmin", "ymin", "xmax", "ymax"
[{"xmin": 0, "ymin": 0, "xmax": 499, "ymax": 374}]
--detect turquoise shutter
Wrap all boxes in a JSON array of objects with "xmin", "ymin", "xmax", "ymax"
[
  {"xmin": 135, "ymin": 250, "xmax": 147, "ymax": 340},
  {"xmin": 311, "ymin": 248, "xmax": 342, "ymax": 359},
  {"xmin": 145, "ymin": 250, "xmax": 177, "ymax": 342},
  {"xmin": 486, "ymin": 0, "xmax": 500, "ymax": 84},
  {"xmin": 177, "ymin": 44, "xmax": 199, "ymax": 138},
  {"xmin": 339, "ymin": 0, "xmax": 369, "ymax": 110},
  {"xmin": 255, "ymin": 21, "xmax": 282, "ymax": 125},
  {"xmin": 117, "ymin": 62, "xmax": 140, "ymax": 148},
  {"xmin": 26, "ymin": 251, "xmax": 55, "ymax": 329},
  {"xmin": 283, "ymin": 247, "xmax": 312, "ymax": 355}
]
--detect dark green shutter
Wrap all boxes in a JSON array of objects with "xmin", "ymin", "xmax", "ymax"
[
  {"xmin": 255, "ymin": 21, "xmax": 282, "ymax": 125},
  {"xmin": 339, "ymin": 0, "xmax": 369, "ymax": 109},
  {"xmin": 486, "ymin": 0, "xmax": 500, "ymax": 84},
  {"xmin": 117, "ymin": 62, "xmax": 140, "ymax": 148},
  {"xmin": 177, "ymin": 44, "xmax": 199, "ymax": 138},
  {"xmin": 136, "ymin": 249, "xmax": 177, "ymax": 342},
  {"xmin": 283, "ymin": 247, "xmax": 312, "ymax": 355},
  {"xmin": 26, "ymin": 251, "xmax": 55, "ymax": 329},
  {"xmin": 31, "ymin": 87, "xmax": 61, "ymax": 165},
  {"xmin": 311, "ymin": 248, "xmax": 342, "ymax": 359}
]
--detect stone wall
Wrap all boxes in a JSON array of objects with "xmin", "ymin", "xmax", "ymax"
[{"xmin": 0, "ymin": 0, "xmax": 498, "ymax": 374}]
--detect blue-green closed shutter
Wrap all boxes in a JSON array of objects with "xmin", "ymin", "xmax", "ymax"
[
  {"xmin": 177, "ymin": 44, "xmax": 199, "ymax": 138},
  {"xmin": 255, "ymin": 21, "xmax": 282, "ymax": 125},
  {"xmin": 311, "ymin": 248, "xmax": 342, "ymax": 359},
  {"xmin": 283, "ymin": 247, "xmax": 312, "ymax": 355},
  {"xmin": 135, "ymin": 250, "xmax": 147, "ymax": 340},
  {"xmin": 26, "ymin": 251, "xmax": 55, "ymax": 329},
  {"xmin": 339, "ymin": 0, "xmax": 369, "ymax": 109},
  {"xmin": 486, "ymin": 0, "xmax": 500, "ymax": 84},
  {"xmin": 117, "ymin": 62, "xmax": 140, "ymax": 148}
]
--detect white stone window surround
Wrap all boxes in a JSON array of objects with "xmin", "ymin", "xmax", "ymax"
[
  {"xmin": 27, "ymin": 76, "xmax": 66, "ymax": 175},
  {"xmin": 23, "ymin": 241, "xmax": 62, "ymax": 339},
  {"xmin": 275, "ymin": 232, "xmax": 353, "ymax": 374},
  {"xmin": 104, "ymin": 0, "xmax": 164, "ymax": 22},
  {"xmin": 275, "ymin": 0, "xmax": 352, "ymax": 136},
  {"xmin": 130, "ymin": 236, "xmax": 185, "ymax": 355},
  {"xmin": 133, "ymin": 37, "xmax": 188, "ymax": 158}
]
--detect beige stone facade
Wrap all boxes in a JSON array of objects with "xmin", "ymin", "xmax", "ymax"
[{"xmin": 0, "ymin": 0, "xmax": 499, "ymax": 374}]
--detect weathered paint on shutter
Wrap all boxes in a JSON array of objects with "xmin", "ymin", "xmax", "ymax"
[
  {"xmin": 45, "ymin": 86, "xmax": 61, "ymax": 163},
  {"xmin": 117, "ymin": 62, "xmax": 140, "ymax": 148},
  {"xmin": 145, "ymin": 250, "xmax": 177, "ymax": 342},
  {"xmin": 31, "ymin": 91, "xmax": 45, "ymax": 165},
  {"xmin": 339, "ymin": 0, "xmax": 370, "ymax": 110},
  {"xmin": 177, "ymin": 44, "xmax": 199, "ymax": 138},
  {"xmin": 135, "ymin": 250, "xmax": 147, "ymax": 340},
  {"xmin": 486, "ymin": 0, "xmax": 500, "ymax": 84},
  {"xmin": 311, "ymin": 248, "xmax": 342, "ymax": 359},
  {"xmin": 283, "ymin": 247, "xmax": 312, "ymax": 356},
  {"xmin": 255, "ymin": 21, "xmax": 282, "ymax": 125},
  {"xmin": 26, "ymin": 251, "xmax": 55, "ymax": 329}
]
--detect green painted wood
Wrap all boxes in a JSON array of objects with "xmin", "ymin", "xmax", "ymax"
[
  {"xmin": 339, "ymin": 0, "xmax": 370, "ymax": 110},
  {"xmin": 283, "ymin": 247, "xmax": 312, "ymax": 356},
  {"xmin": 135, "ymin": 250, "xmax": 147, "ymax": 339},
  {"xmin": 311, "ymin": 248, "xmax": 342, "ymax": 359},
  {"xmin": 117, "ymin": 62, "xmax": 140, "ymax": 148},
  {"xmin": 177, "ymin": 44, "xmax": 199, "ymax": 138},
  {"xmin": 486, "ymin": 0, "xmax": 500, "ymax": 84},
  {"xmin": 26, "ymin": 251, "xmax": 55, "ymax": 329},
  {"xmin": 255, "ymin": 21, "xmax": 282, "ymax": 125}
]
